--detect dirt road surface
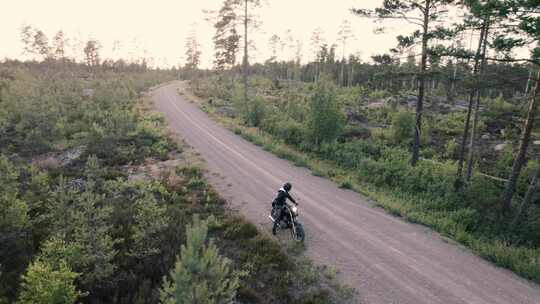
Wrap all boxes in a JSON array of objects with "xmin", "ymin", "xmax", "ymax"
[{"xmin": 153, "ymin": 82, "xmax": 540, "ymax": 304}]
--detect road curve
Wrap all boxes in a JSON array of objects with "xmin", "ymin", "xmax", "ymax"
[{"xmin": 153, "ymin": 82, "xmax": 540, "ymax": 304}]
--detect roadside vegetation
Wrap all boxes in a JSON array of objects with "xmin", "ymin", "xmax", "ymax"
[
  {"xmin": 0, "ymin": 56, "xmax": 352, "ymax": 303},
  {"xmin": 179, "ymin": 0, "xmax": 540, "ymax": 286},
  {"xmin": 190, "ymin": 73, "xmax": 540, "ymax": 282}
]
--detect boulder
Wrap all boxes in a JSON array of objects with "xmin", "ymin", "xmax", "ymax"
[
  {"xmin": 82, "ymin": 88, "xmax": 94, "ymax": 98},
  {"xmin": 494, "ymin": 143, "xmax": 508, "ymax": 151},
  {"xmin": 216, "ymin": 106, "xmax": 236, "ymax": 118},
  {"xmin": 344, "ymin": 106, "xmax": 367, "ymax": 124},
  {"xmin": 32, "ymin": 146, "xmax": 86, "ymax": 169},
  {"xmin": 365, "ymin": 101, "xmax": 386, "ymax": 109}
]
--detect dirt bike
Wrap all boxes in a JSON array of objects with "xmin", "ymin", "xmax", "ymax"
[{"xmin": 269, "ymin": 203, "xmax": 305, "ymax": 242}]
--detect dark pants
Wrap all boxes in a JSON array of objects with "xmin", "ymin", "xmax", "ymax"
[{"xmin": 272, "ymin": 205, "xmax": 287, "ymax": 231}]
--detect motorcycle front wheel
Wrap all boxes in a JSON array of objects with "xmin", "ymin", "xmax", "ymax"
[{"xmin": 292, "ymin": 222, "xmax": 305, "ymax": 242}]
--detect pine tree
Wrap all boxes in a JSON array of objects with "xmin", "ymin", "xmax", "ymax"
[
  {"xmin": 353, "ymin": 0, "xmax": 456, "ymax": 166},
  {"xmin": 0, "ymin": 155, "xmax": 30, "ymax": 300},
  {"xmin": 185, "ymin": 25, "xmax": 202, "ymax": 71},
  {"xmin": 306, "ymin": 81, "xmax": 345, "ymax": 147},
  {"xmin": 310, "ymin": 27, "xmax": 326, "ymax": 82},
  {"xmin": 159, "ymin": 215, "xmax": 239, "ymax": 304},
  {"xmin": 499, "ymin": 0, "xmax": 540, "ymax": 214},
  {"xmin": 454, "ymin": 0, "xmax": 497, "ymax": 188},
  {"xmin": 130, "ymin": 192, "xmax": 169, "ymax": 258},
  {"xmin": 17, "ymin": 236, "xmax": 83, "ymax": 304},
  {"xmin": 52, "ymin": 30, "xmax": 68, "ymax": 60},
  {"xmin": 84, "ymin": 40, "xmax": 101, "ymax": 67},
  {"xmin": 337, "ymin": 20, "xmax": 354, "ymax": 86},
  {"xmin": 16, "ymin": 259, "xmax": 82, "ymax": 304},
  {"xmin": 213, "ymin": 0, "xmax": 241, "ymax": 71},
  {"xmin": 20, "ymin": 25, "xmax": 51, "ymax": 60}
]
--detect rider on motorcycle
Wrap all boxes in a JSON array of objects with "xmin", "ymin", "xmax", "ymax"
[{"xmin": 272, "ymin": 182, "xmax": 298, "ymax": 235}]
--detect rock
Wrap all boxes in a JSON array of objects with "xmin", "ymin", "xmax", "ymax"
[
  {"xmin": 481, "ymin": 134, "xmax": 491, "ymax": 140},
  {"xmin": 216, "ymin": 106, "xmax": 236, "ymax": 118},
  {"xmin": 66, "ymin": 178, "xmax": 85, "ymax": 192},
  {"xmin": 53, "ymin": 178, "xmax": 85, "ymax": 193},
  {"xmin": 32, "ymin": 146, "xmax": 86, "ymax": 169},
  {"xmin": 344, "ymin": 106, "xmax": 366, "ymax": 124},
  {"xmin": 82, "ymin": 88, "xmax": 94, "ymax": 98},
  {"xmin": 534, "ymin": 140, "xmax": 540, "ymax": 146},
  {"xmin": 57, "ymin": 146, "xmax": 86, "ymax": 166},
  {"xmin": 365, "ymin": 101, "xmax": 386, "ymax": 109},
  {"xmin": 494, "ymin": 143, "xmax": 508, "ymax": 151}
]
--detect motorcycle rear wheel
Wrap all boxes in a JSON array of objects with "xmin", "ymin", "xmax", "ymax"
[{"xmin": 292, "ymin": 223, "xmax": 305, "ymax": 242}]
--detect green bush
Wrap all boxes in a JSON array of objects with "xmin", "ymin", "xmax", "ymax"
[
  {"xmin": 368, "ymin": 89, "xmax": 390, "ymax": 100},
  {"xmin": 261, "ymin": 115, "xmax": 306, "ymax": 146},
  {"xmin": 485, "ymin": 94, "xmax": 520, "ymax": 126},
  {"xmin": 432, "ymin": 112, "xmax": 469, "ymax": 136},
  {"xmin": 16, "ymin": 259, "xmax": 82, "ymax": 304},
  {"xmin": 160, "ymin": 215, "xmax": 239, "ymax": 304},
  {"xmin": 318, "ymin": 140, "xmax": 380, "ymax": 169},
  {"xmin": 244, "ymin": 96, "xmax": 267, "ymax": 127},
  {"xmin": 444, "ymin": 138, "xmax": 458, "ymax": 159},
  {"xmin": 306, "ymin": 81, "xmax": 345, "ymax": 147},
  {"xmin": 339, "ymin": 125, "xmax": 371, "ymax": 142},
  {"xmin": 390, "ymin": 111, "xmax": 414, "ymax": 145}
]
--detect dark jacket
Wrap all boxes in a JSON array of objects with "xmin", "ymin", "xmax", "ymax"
[{"xmin": 273, "ymin": 187, "xmax": 297, "ymax": 207}]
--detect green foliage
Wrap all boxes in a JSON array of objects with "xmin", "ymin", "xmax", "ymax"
[
  {"xmin": 432, "ymin": 112, "xmax": 470, "ymax": 136},
  {"xmin": 70, "ymin": 188, "xmax": 117, "ymax": 289},
  {"xmin": 339, "ymin": 124, "xmax": 371, "ymax": 141},
  {"xmin": 244, "ymin": 96, "xmax": 267, "ymax": 127},
  {"xmin": 160, "ymin": 215, "xmax": 239, "ymax": 304},
  {"xmin": 0, "ymin": 155, "xmax": 29, "ymax": 232},
  {"xmin": 306, "ymin": 81, "xmax": 345, "ymax": 147},
  {"xmin": 39, "ymin": 236, "xmax": 82, "ymax": 271},
  {"xmin": 261, "ymin": 116, "xmax": 306, "ymax": 146},
  {"xmin": 131, "ymin": 192, "xmax": 169, "ymax": 258},
  {"xmin": 390, "ymin": 111, "xmax": 414, "ymax": 145},
  {"xmin": 367, "ymin": 89, "xmax": 390, "ymax": 99},
  {"xmin": 484, "ymin": 94, "xmax": 520, "ymax": 127},
  {"xmin": 16, "ymin": 259, "xmax": 82, "ymax": 304},
  {"xmin": 317, "ymin": 140, "xmax": 380, "ymax": 169},
  {"xmin": 0, "ymin": 155, "xmax": 31, "ymax": 300},
  {"xmin": 1, "ymin": 62, "xmax": 342, "ymax": 303},
  {"xmin": 444, "ymin": 138, "xmax": 458, "ymax": 159}
]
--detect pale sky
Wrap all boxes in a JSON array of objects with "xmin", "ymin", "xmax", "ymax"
[{"xmin": 1, "ymin": 0, "xmax": 418, "ymax": 68}]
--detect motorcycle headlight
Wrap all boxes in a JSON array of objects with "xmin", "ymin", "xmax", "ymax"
[{"xmin": 291, "ymin": 206, "xmax": 298, "ymax": 215}]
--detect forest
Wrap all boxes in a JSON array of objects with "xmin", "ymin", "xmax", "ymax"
[
  {"xmin": 182, "ymin": 0, "xmax": 540, "ymax": 284},
  {"xmin": 0, "ymin": 30, "xmax": 350, "ymax": 304},
  {"xmin": 3, "ymin": 0, "xmax": 540, "ymax": 303}
]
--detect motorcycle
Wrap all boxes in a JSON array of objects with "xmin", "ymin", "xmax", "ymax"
[{"xmin": 269, "ymin": 203, "xmax": 305, "ymax": 242}]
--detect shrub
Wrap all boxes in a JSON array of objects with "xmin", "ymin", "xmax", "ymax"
[
  {"xmin": 432, "ymin": 112, "xmax": 468, "ymax": 136},
  {"xmin": 244, "ymin": 96, "xmax": 267, "ymax": 127},
  {"xmin": 318, "ymin": 140, "xmax": 380, "ymax": 169},
  {"xmin": 223, "ymin": 218, "xmax": 258, "ymax": 240},
  {"xmin": 306, "ymin": 81, "xmax": 345, "ymax": 147},
  {"xmin": 338, "ymin": 125, "xmax": 371, "ymax": 142},
  {"xmin": 444, "ymin": 138, "xmax": 458, "ymax": 159},
  {"xmin": 485, "ymin": 94, "xmax": 520, "ymax": 126},
  {"xmin": 160, "ymin": 215, "xmax": 239, "ymax": 304},
  {"xmin": 368, "ymin": 89, "xmax": 390, "ymax": 100},
  {"xmin": 261, "ymin": 115, "xmax": 306, "ymax": 146},
  {"xmin": 390, "ymin": 111, "xmax": 414, "ymax": 145},
  {"xmin": 16, "ymin": 259, "xmax": 82, "ymax": 304}
]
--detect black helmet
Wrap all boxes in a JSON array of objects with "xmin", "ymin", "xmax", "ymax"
[{"xmin": 283, "ymin": 182, "xmax": 292, "ymax": 192}]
